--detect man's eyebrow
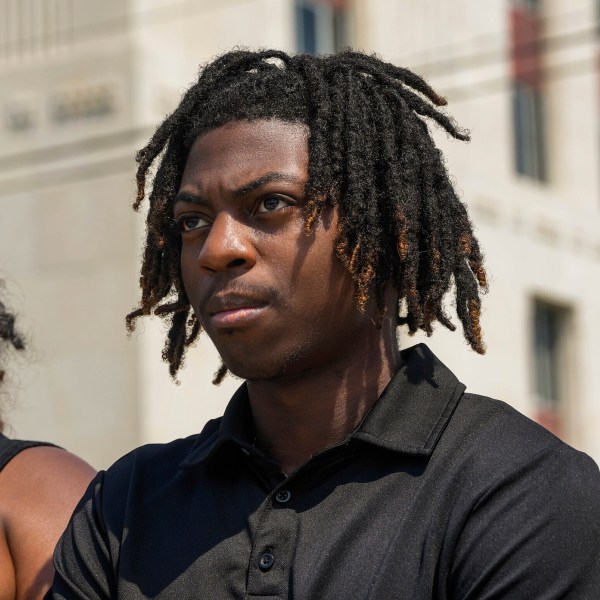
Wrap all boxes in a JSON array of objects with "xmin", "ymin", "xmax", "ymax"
[
  {"xmin": 172, "ymin": 191, "xmax": 207, "ymax": 207},
  {"xmin": 232, "ymin": 172, "xmax": 303, "ymax": 198},
  {"xmin": 172, "ymin": 173, "xmax": 303, "ymax": 206}
]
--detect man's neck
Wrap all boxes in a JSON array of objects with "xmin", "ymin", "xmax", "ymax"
[{"xmin": 246, "ymin": 331, "xmax": 401, "ymax": 476}]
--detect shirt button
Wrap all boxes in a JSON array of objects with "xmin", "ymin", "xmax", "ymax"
[
  {"xmin": 258, "ymin": 552, "xmax": 274, "ymax": 571},
  {"xmin": 275, "ymin": 489, "xmax": 291, "ymax": 504}
]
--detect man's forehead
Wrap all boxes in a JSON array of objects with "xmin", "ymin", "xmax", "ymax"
[
  {"xmin": 187, "ymin": 119, "xmax": 309, "ymax": 161},
  {"xmin": 179, "ymin": 120, "xmax": 310, "ymax": 194}
]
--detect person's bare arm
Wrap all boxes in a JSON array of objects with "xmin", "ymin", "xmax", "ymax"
[{"xmin": 0, "ymin": 446, "xmax": 95, "ymax": 600}]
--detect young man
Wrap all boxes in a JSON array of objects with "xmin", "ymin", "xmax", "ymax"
[{"xmin": 49, "ymin": 50, "xmax": 600, "ymax": 599}]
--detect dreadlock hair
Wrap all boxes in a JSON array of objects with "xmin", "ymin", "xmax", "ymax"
[
  {"xmin": 127, "ymin": 48, "xmax": 488, "ymax": 383},
  {"xmin": 0, "ymin": 285, "xmax": 26, "ymax": 432}
]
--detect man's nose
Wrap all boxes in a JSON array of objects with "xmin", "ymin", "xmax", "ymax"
[{"xmin": 197, "ymin": 212, "xmax": 256, "ymax": 274}]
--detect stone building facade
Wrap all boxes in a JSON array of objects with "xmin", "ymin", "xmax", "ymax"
[{"xmin": 1, "ymin": 0, "xmax": 598, "ymax": 468}]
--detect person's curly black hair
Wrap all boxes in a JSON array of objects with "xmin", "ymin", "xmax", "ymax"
[
  {"xmin": 127, "ymin": 49, "xmax": 488, "ymax": 383},
  {"xmin": 0, "ymin": 287, "xmax": 26, "ymax": 431}
]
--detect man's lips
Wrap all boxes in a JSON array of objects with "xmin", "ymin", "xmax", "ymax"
[
  {"xmin": 206, "ymin": 294, "xmax": 269, "ymax": 328},
  {"xmin": 210, "ymin": 306, "xmax": 268, "ymax": 328}
]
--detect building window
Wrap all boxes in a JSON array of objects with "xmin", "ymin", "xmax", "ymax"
[
  {"xmin": 513, "ymin": 83, "xmax": 545, "ymax": 180},
  {"xmin": 510, "ymin": 0, "xmax": 546, "ymax": 181},
  {"xmin": 295, "ymin": 0, "xmax": 349, "ymax": 55},
  {"xmin": 532, "ymin": 299, "xmax": 571, "ymax": 436}
]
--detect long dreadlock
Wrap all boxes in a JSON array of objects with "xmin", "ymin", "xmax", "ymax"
[{"xmin": 127, "ymin": 49, "xmax": 488, "ymax": 382}]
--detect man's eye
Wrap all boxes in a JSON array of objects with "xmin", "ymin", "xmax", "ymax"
[
  {"xmin": 256, "ymin": 196, "xmax": 290, "ymax": 213},
  {"xmin": 176, "ymin": 215, "xmax": 209, "ymax": 232}
]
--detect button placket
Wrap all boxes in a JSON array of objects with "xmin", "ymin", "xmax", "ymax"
[{"xmin": 246, "ymin": 487, "xmax": 297, "ymax": 598}]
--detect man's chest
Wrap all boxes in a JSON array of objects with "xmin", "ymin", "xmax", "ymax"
[{"xmin": 113, "ymin": 454, "xmax": 460, "ymax": 600}]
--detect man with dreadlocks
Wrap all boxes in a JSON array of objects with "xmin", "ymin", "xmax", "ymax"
[{"xmin": 49, "ymin": 49, "xmax": 600, "ymax": 599}]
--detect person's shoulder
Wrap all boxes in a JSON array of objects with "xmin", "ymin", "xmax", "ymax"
[
  {"xmin": 443, "ymin": 394, "xmax": 600, "ymax": 596},
  {"xmin": 0, "ymin": 444, "xmax": 96, "ymax": 600},
  {"xmin": 0, "ymin": 444, "xmax": 95, "ymax": 540},
  {"xmin": 446, "ymin": 391, "xmax": 600, "ymax": 493},
  {"xmin": 79, "ymin": 417, "xmax": 223, "ymax": 534},
  {"xmin": 0, "ymin": 444, "xmax": 95, "ymax": 507},
  {"xmin": 102, "ymin": 416, "xmax": 223, "ymax": 483},
  {"xmin": 453, "ymin": 392, "xmax": 561, "ymax": 453}
]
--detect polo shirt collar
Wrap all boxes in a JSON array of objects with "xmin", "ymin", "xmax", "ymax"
[
  {"xmin": 180, "ymin": 383, "xmax": 256, "ymax": 468},
  {"xmin": 180, "ymin": 343, "xmax": 465, "ymax": 468},
  {"xmin": 352, "ymin": 343, "xmax": 465, "ymax": 456}
]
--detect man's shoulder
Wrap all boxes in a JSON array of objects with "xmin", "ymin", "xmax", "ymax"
[
  {"xmin": 456, "ymin": 391, "xmax": 559, "ymax": 447},
  {"xmin": 443, "ymin": 391, "xmax": 599, "ymax": 493},
  {"xmin": 103, "ymin": 416, "xmax": 223, "ymax": 483},
  {"xmin": 436, "ymin": 393, "xmax": 600, "ymax": 597},
  {"xmin": 455, "ymin": 391, "xmax": 564, "ymax": 452}
]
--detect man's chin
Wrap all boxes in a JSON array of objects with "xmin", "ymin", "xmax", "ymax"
[
  {"xmin": 224, "ymin": 361, "xmax": 286, "ymax": 382},
  {"xmin": 222, "ymin": 349, "xmax": 304, "ymax": 382}
]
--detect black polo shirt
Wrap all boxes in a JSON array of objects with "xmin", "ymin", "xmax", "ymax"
[{"xmin": 49, "ymin": 344, "xmax": 600, "ymax": 599}]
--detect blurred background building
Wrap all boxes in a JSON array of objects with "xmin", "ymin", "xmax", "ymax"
[{"xmin": 0, "ymin": 0, "xmax": 598, "ymax": 469}]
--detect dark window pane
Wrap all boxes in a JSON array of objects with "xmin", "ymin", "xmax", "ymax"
[
  {"xmin": 296, "ymin": 4, "xmax": 317, "ymax": 54},
  {"xmin": 333, "ymin": 8, "xmax": 348, "ymax": 50},
  {"xmin": 513, "ymin": 83, "xmax": 545, "ymax": 181},
  {"xmin": 533, "ymin": 300, "xmax": 569, "ymax": 409},
  {"xmin": 513, "ymin": 85, "xmax": 526, "ymax": 175},
  {"xmin": 295, "ymin": 0, "xmax": 349, "ymax": 54}
]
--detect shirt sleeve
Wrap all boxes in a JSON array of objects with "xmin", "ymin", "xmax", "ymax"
[
  {"xmin": 449, "ymin": 441, "xmax": 600, "ymax": 599},
  {"xmin": 47, "ymin": 471, "xmax": 117, "ymax": 599}
]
